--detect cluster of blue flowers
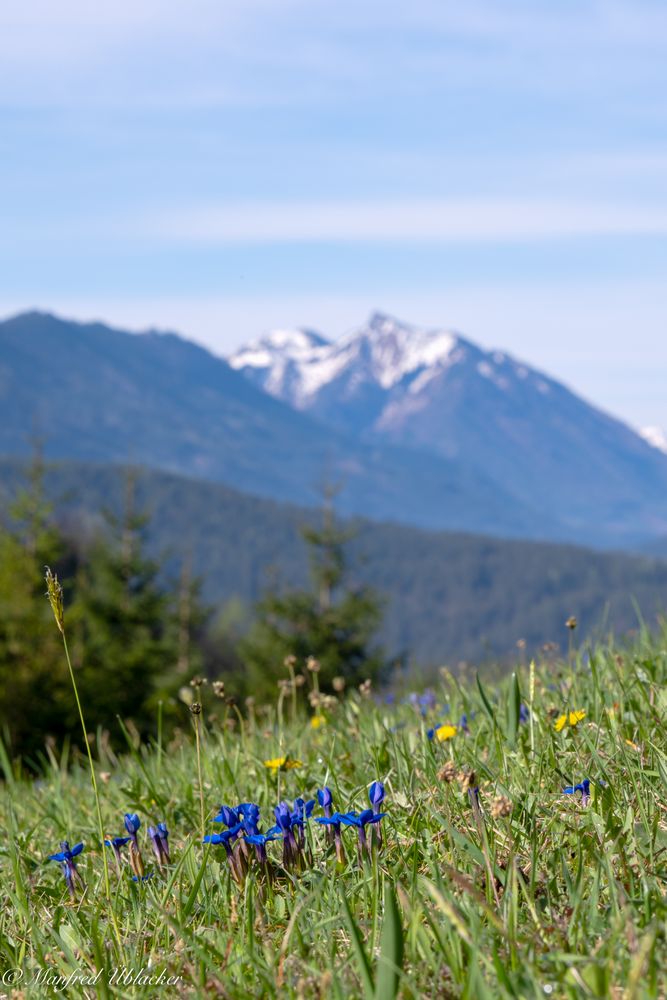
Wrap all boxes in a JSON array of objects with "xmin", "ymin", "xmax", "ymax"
[
  {"xmin": 47, "ymin": 812, "xmax": 170, "ymax": 897},
  {"xmin": 203, "ymin": 782, "xmax": 386, "ymax": 881}
]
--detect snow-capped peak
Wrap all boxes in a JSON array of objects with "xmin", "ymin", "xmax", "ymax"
[
  {"xmin": 341, "ymin": 312, "xmax": 459, "ymax": 390},
  {"xmin": 229, "ymin": 327, "xmax": 329, "ymax": 373},
  {"xmin": 229, "ymin": 312, "xmax": 462, "ymax": 406},
  {"xmin": 639, "ymin": 426, "xmax": 667, "ymax": 454}
]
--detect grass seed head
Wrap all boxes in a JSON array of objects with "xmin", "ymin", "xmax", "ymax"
[{"xmin": 45, "ymin": 566, "xmax": 65, "ymax": 634}]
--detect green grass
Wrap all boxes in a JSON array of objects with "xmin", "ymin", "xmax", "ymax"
[{"xmin": 1, "ymin": 630, "xmax": 666, "ymax": 998}]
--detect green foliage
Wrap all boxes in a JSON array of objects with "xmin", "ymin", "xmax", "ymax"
[
  {"xmin": 240, "ymin": 502, "xmax": 385, "ymax": 695},
  {"xmin": 0, "ymin": 465, "xmax": 209, "ymax": 760},
  {"xmin": 66, "ymin": 498, "xmax": 182, "ymax": 735},
  {"xmin": 3, "ymin": 456, "xmax": 667, "ymax": 667},
  {"xmin": 1, "ymin": 630, "xmax": 666, "ymax": 996},
  {"xmin": 0, "ymin": 457, "xmax": 68, "ymax": 757}
]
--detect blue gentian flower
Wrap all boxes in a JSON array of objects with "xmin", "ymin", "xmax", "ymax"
[
  {"xmin": 214, "ymin": 805, "xmax": 240, "ymax": 828},
  {"xmin": 368, "ymin": 782, "xmax": 386, "ymax": 848},
  {"xmin": 563, "ymin": 778, "xmax": 591, "ymax": 805},
  {"xmin": 48, "ymin": 841, "xmax": 84, "ymax": 898},
  {"xmin": 123, "ymin": 814, "xmax": 145, "ymax": 877},
  {"xmin": 105, "ymin": 835, "xmax": 131, "ymax": 872},
  {"xmin": 239, "ymin": 803, "xmax": 261, "ymax": 837},
  {"xmin": 204, "ymin": 823, "xmax": 246, "ymax": 881},
  {"xmin": 340, "ymin": 809, "xmax": 386, "ymax": 829},
  {"xmin": 157, "ymin": 823, "xmax": 170, "ymax": 861},
  {"xmin": 204, "ymin": 825, "xmax": 242, "ymax": 853},
  {"xmin": 317, "ymin": 787, "xmax": 333, "ymax": 818},
  {"xmin": 369, "ymin": 782, "xmax": 385, "ymax": 810},
  {"xmin": 291, "ymin": 798, "xmax": 315, "ymax": 832},
  {"xmin": 519, "ymin": 704, "xmax": 530, "ymax": 724},
  {"xmin": 317, "ymin": 811, "xmax": 347, "ymax": 863},
  {"xmin": 124, "ymin": 813, "xmax": 141, "ymax": 844},
  {"xmin": 48, "ymin": 841, "xmax": 84, "ymax": 863},
  {"xmin": 340, "ymin": 809, "xmax": 386, "ymax": 859},
  {"xmin": 458, "ymin": 713, "xmax": 470, "ymax": 734},
  {"xmin": 291, "ymin": 797, "xmax": 315, "ymax": 859},
  {"xmin": 245, "ymin": 832, "xmax": 280, "ymax": 846},
  {"xmin": 148, "ymin": 823, "xmax": 171, "ymax": 867},
  {"xmin": 273, "ymin": 800, "xmax": 299, "ymax": 867}
]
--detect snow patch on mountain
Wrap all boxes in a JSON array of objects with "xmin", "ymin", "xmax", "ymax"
[
  {"xmin": 229, "ymin": 311, "xmax": 461, "ymax": 407},
  {"xmin": 640, "ymin": 426, "xmax": 667, "ymax": 454}
]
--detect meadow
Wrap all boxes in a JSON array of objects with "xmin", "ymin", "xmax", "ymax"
[{"xmin": 1, "ymin": 624, "xmax": 666, "ymax": 998}]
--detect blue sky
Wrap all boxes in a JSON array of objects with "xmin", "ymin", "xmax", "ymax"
[{"xmin": 1, "ymin": 0, "xmax": 666, "ymax": 428}]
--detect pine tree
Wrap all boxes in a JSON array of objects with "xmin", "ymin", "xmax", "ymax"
[
  {"xmin": 0, "ymin": 452, "xmax": 69, "ymax": 759},
  {"xmin": 240, "ymin": 496, "xmax": 384, "ymax": 695},
  {"xmin": 69, "ymin": 473, "xmax": 182, "ymax": 739}
]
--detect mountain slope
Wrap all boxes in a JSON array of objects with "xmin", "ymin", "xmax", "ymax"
[
  {"xmin": 0, "ymin": 310, "xmax": 554, "ymax": 539},
  {"xmin": 230, "ymin": 311, "xmax": 667, "ymax": 542},
  {"xmin": 2, "ymin": 456, "xmax": 666, "ymax": 665}
]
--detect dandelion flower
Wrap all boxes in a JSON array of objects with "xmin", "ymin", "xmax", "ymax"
[
  {"xmin": 554, "ymin": 710, "xmax": 586, "ymax": 732},
  {"xmin": 263, "ymin": 756, "xmax": 303, "ymax": 771},
  {"xmin": 432, "ymin": 723, "xmax": 457, "ymax": 742},
  {"xmin": 310, "ymin": 715, "xmax": 326, "ymax": 729}
]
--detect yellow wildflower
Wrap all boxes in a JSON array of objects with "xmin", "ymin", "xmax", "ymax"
[
  {"xmin": 310, "ymin": 715, "xmax": 326, "ymax": 729},
  {"xmin": 625, "ymin": 739, "xmax": 640, "ymax": 751},
  {"xmin": 554, "ymin": 709, "xmax": 586, "ymax": 732},
  {"xmin": 263, "ymin": 756, "xmax": 303, "ymax": 771},
  {"xmin": 434, "ymin": 724, "xmax": 457, "ymax": 742}
]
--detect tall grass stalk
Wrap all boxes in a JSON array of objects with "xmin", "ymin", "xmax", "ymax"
[
  {"xmin": 191, "ymin": 705, "xmax": 205, "ymax": 840},
  {"xmin": 44, "ymin": 568, "xmax": 112, "ymax": 904}
]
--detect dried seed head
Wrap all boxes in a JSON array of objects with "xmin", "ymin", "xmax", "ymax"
[
  {"xmin": 490, "ymin": 796, "xmax": 512, "ymax": 819},
  {"xmin": 245, "ymin": 696, "xmax": 256, "ymax": 709},
  {"xmin": 308, "ymin": 690, "xmax": 322, "ymax": 708},
  {"xmin": 212, "ymin": 680, "xmax": 225, "ymax": 698},
  {"xmin": 457, "ymin": 769, "xmax": 477, "ymax": 791},
  {"xmin": 190, "ymin": 702, "xmax": 202, "ymax": 716},
  {"xmin": 437, "ymin": 761, "xmax": 457, "ymax": 783},
  {"xmin": 294, "ymin": 673, "xmax": 306, "ymax": 687},
  {"xmin": 190, "ymin": 675, "xmax": 207, "ymax": 688},
  {"xmin": 566, "ymin": 616, "xmax": 578, "ymax": 631},
  {"xmin": 283, "ymin": 654, "xmax": 297, "ymax": 669},
  {"xmin": 306, "ymin": 656, "xmax": 320, "ymax": 673},
  {"xmin": 45, "ymin": 566, "xmax": 65, "ymax": 634},
  {"xmin": 332, "ymin": 676, "xmax": 346, "ymax": 693},
  {"xmin": 358, "ymin": 679, "xmax": 372, "ymax": 698}
]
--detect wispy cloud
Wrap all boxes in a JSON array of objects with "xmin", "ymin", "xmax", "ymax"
[
  {"xmin": 1, "ymin": 0, "xmax": 666, "ymax": 109},
  {"xmin": 131, "ymin": 197, "xmax": 667, "ymax": 245}
]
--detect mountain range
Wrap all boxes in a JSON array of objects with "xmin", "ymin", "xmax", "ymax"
[
  {"xmin": 2, "ymin": 309, "xmax": 667, "ymax": 546},
  {"xmin": 230, "ymin": 311, "xmax": 667, "ymax": 545},
  {"xmin": 0, "ymin": 311, "xmax": 545, "ymax": 539}
]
